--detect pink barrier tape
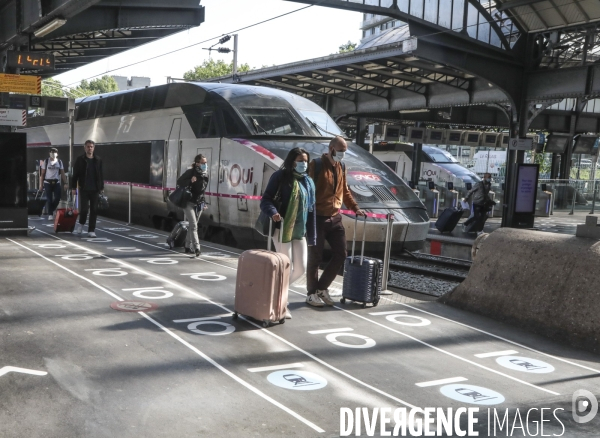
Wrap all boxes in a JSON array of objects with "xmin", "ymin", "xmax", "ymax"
[{"xmin": 339, "ymin": 209, "xmax": 389, "ymax": 219}]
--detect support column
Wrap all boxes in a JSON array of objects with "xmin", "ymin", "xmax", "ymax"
[
  {"xmin": 355, "ymin": 117, "xmax": 367, "ymax": 150},
  {"xmin": 550, "ymin": 153, "xmax": 560, "ymax": 179},
  {"xmin": 411, "ymin": 123, "xmax": 422, "ymax": 187}
]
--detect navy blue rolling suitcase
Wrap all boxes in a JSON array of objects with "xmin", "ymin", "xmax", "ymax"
[
  {"xmin": 167, "ymin": 221, "xmax": 189, "ymax": 248},
  {"xmin": 435, "ymin": 207, "xmax": 463, "ymax": 233},
  {"xmin": 27, "ymin": 189, "xmax": 46, "ymax": 216},
  {"xmin": 340, "ymin": 216, "xmax": 382, "ymax": 308}
]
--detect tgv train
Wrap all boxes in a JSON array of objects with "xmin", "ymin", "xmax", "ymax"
[
  {"xmin": 373, "ymin": 143, "xmax": 481, "ymax": 189},
  {"xmin": 24, "ymin": 83, "xmax": 429, "ymax": 251}
]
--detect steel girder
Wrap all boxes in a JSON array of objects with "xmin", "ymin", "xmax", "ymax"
[{"xmin": 0, "ymin": 0, "xmax": 204, "ymax": 77}]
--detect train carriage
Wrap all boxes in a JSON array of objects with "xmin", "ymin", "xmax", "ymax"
[{"xmin": 24, "ymin": 82, "xmax": 429, "ymax": 251}]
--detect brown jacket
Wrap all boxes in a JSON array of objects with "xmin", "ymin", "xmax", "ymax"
[{"xmin": 308, "ymin": 154, "xmax": 359, "ymax": 217}]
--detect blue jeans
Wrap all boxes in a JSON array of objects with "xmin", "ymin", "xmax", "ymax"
[{"xmin": 43, "ymin": 181, "xmax": 62, "ymax": 216}]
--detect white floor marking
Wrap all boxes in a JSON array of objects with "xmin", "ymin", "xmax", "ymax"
[
  {"xmin": 394, "ymin": 302, "xmax": 600, "ymax": 374},
  {"xmin": 0, "ymin": 366, "xmax": 47, "ymax": 378},
  {"xmin": 181, "ymin": 272, "xmax": 227, "ymax": 281},
  {"xmin": 27, "ymin": 229, "xmax": 420, "ymax": 410},
  {"xmin": 475, "ymin": 350, "xmax": 519, "ymax": 358},
  {"xmin": 173, "ymin": 316, "xmax": 230, "ymax": 323},
  {"xmin": 415, "ymin": 377, "xmax": 468, "ymax": 387},
  {"xmin": 308, "ymin": 327, "xmax": 353, "ymax": 334},
  {"xmin": 326, "ymin": 333, "xmax": 376, "ymax": 349},
  {"xmin": 248, "ymin": 363, "xmax": 305, "ymax": 373},
  {"xmin": 288, "ymin": 288, "xmax": 559, "ymax": 396},
  {"xmin": 369, "ymin": 310, "xmax": 408, "ymax": 315},
  {"xmin": 122, "ymin": 286, "xmax": 164, "ymax": 291}
]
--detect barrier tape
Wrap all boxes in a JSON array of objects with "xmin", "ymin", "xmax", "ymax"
[{"xmin": 103, "ymin": 181, "xmax": 388, "ymax": 217}]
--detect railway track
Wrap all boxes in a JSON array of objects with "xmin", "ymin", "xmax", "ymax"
[{"xmin": 386, "ymin": 253, "xmax": 471, "ymax": 297}]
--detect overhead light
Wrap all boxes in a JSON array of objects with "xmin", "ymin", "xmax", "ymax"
[
  {"xmin": 404, "ymin": 56, "xmax": 419, "ymax": 62},
  {"xmin": 399, "ymin": 109, "xmax": 429, "ymax": 113},
  {"xmin": 34, "ymin": 18, "xmax": 66, "ymax": 38}
]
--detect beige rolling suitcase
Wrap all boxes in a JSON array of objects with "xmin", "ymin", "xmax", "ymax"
[{"xmin": 234, "ymin": 220, "xmax": 290, "ymax": 327}]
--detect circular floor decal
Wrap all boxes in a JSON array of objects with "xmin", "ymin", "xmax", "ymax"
[
  {"xmin": 440, "ymin": 384, "xmax": 505, "ymax": 405},
  {"xmin": 110, "ymin": 301, "xmax": 158, "ymax": 312},
  {"xmin": 267, "ymin": 370, "xmax": 327, "ymax": 391},
  {"xmin": 496, "ymin": 356, "xmax": 555, "ymax": 374}
]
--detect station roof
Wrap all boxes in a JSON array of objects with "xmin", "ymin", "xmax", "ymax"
[
  {"xmin": 496, "ymin": 0, "xmax": 600, "ymax": 33},
  {"xmin": 0, "ymin": 0, "xmax": 205, "ymax": 77}
]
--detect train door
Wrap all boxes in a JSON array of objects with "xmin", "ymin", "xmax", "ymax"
[{"xmin": 164, "ymin": 118, "xmax": 182, "ymax": 192}]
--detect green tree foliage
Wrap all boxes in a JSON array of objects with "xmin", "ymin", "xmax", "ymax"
[
  {"xmin": 41, "ymin": 78, "xmax": 67, "ymax": 97},
  {"xmin": 183, "ymin": 59, "xmax": 251, "ymax": 81},
  {"xmin": 338, "ymin": 41, "xmax": 357, "ymax": 53},
  {"xmin": 73, "ymin": 75, "xmax": 119, "ymax": 97}
]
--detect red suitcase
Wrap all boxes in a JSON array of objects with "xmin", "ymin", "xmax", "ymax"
[
  {"xmin": 234, "ymin": 220, "xmax": 290, "ymax": 327},
  {"xmin": 54, "ymin": 207, "xmax": 79, "ymax": 233}
]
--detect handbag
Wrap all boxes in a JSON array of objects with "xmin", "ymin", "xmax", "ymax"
[
  {"xmin": 254, "ymin": 185, "xmax": 281, "ymax": 237},
  {"xmin": 169, "ymin": 186, "xmax": 192, "ymax": 208},
  {"xmin": 97, "ymin": 193, "xmax": 109, "ymax": 210}
]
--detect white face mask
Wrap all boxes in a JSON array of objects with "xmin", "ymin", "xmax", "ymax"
[
  {"xmin": 50, "ymin": 152, "xmax": 57, "ymax": 159},
  {"xmin": 295, "ymin": 161, "xmax": 308, "ymax": 173},
  {"xmin": 331, "ymin": 150, "xmax": 345, "ymax": 162}
]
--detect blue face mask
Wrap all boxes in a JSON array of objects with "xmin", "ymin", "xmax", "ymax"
[
  {"xmin": 197, "ymin": 163, "xmax": 207, "ymax": 172},
  {"xmin": 295, "ymin": 162, "xmax": 308, "ymax": 173}
]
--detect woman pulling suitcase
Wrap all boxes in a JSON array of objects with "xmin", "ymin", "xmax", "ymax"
[{"xmin": 260, "ymin": 148, "xmax": 316, "ymax": 318}]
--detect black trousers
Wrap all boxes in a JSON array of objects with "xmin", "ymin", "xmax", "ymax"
[
  {"xmin": 464, "ymin": 203, "xmax": 486, "ymax": 228},
  {"xmin": 79, "ymin": 190, "xmax": 99, "ymax": 231},
  {"xmin": 306, "ymin": 214, "xmax": 347, "ymax": 295}
]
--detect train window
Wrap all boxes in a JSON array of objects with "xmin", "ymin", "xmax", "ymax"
[
  {"xmin": 96, "ymin": 98, "xmax": 107, "ymax": 118},
  {"xmin": 141, "ymin": 89, "xmax": 154, "ymax": 112},
  {"xmin": 77, "ymin": 102, "xmax": 89, "ymax": 120},
  {"xmin": 221, "ymin": 110, "xmax": 245, "ymax": 136},
  {"xmin": 383, "ymin": 161, "xmax": 397, "ymax": 171},
  {"xmin": 112, "ymin": 95, "xmax": 123, "ymax": 116},
  {"xmin": 120, "ymin": 93, "xmax": 132, "ymax": 114},
  {"xmin": 130, "ymin": 91, "xmax": 143, "ymax": 113},
  {"xmin": 238, "ymin": 108, "xmax": 304, "ymax": 136},
  {"xmin": 88, "ymin": 100, "xmax": 98, "ymax": 119},
  {"xmin": 152, "ymin": 86, "xmax": 168, "ymax": 110},
  {"xmin": 104, "ymin": 96, "xmax": 115, "ymax": 116},
  {"xmin": 198, "ymin": 113, "xmax": 217, "ymax": 137}
]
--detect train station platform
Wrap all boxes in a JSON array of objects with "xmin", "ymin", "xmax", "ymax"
[
  {"xmin": 425, "ymin": 210, "xmax": 594, "ymax": 260},
  {"xmin": 1, "ymin": 215, "xmax": 599, "ymax": 437}
]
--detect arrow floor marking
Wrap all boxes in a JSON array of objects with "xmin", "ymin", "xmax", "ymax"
[{"xmin": 0, "ymin": 366, "xmax": 47, "ymax": 377}]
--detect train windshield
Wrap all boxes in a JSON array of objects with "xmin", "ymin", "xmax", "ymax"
[
  {"xmin": 238, "ymin": 108, "xmax": 305, "ymax": 136},
  {"xmin": 426, "ymin": 149, "xmax": 459, "ymax": 163},
  {"xmin": 300, "ymin": 110, "xmax": 344, "ymax": 137}
]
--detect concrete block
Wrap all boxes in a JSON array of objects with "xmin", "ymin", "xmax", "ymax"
[
  {"xmin": 585, "ymin": 215, "xmax": 598, "ymax": 226},
  {"xmin": 440, "ymin": 228, "xmax": 600, "ymax": 354},
  {"xmin": 576, "ymin": 223, "xmax": 600, "ymax": 239}
]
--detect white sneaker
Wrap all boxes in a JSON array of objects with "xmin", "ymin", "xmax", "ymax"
[
  {"xmin": 87, "ymin": 231, "xmax": 96, "ymax": 238},
  {"xmin": 48, "ymin": 215, "xmax": 53, "ymax": 220},
  {"xmin": 317, "ymin": 289, "xmax": 334, "ymax": 306},
  {"xmin": 285, "ymin": 308, "xmax": 292, "ymax": 319},
  {"xmin": 306, "ymin": 294, "xmax": 325, "ymax": 307},
  {"xmin": 73, "ymin": 223, "xmax": 83, "ymax": 234}
]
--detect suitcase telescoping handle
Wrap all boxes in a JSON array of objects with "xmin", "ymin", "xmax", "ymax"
[
  {"xmin": 267, "ymin": 217, "xmax": 283, "ymax": 251},
  {"xmin": 351, "ymin": 215, "xmax": 367, "ymax": 266}
]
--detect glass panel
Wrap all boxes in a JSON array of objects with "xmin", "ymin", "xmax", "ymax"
[
  {"xmin": 467, "ymin": 3, "xmax": 478, "ymax": 39},
  {"xmin": 410, "ymin": 0, "xmax": 424, "ymax": 19},
  {"xmin": 298, "ymin": 109, "xmax": 345, "ymax": 136},
  {"xmin": 452, "ymin": 0, "xmax": 464, "ymax": 31},
  {"xmin": 490, "ymin": 28, "xmax": 502, "ymax": 48},
  {"xmin": 141, "ymin": 89, "xmax": 154, "ymax": 112},
  {"xmin": 130, "ymin": 90, "xmax": 143, "ymax": 113},
  {"xmin": 96, "ymin": 98, "xmax": 107, "ymax": 117},
  {"xmin": 478, "ymin": 19, "xmax": 490, "ymax": 44},
  {"xmin": 424, "ymin": 0, "xmax": 438, "ymax": 23},
  {"xmin": 104, "ymin": 96, "xmax": 115, "ymax": 116},
  {"xmin": 438, "ymin": 0, "xmax": 451, "ymax": 28},
  {"xmin": 119, "ymin": 93, "xmax": 132, "ymax": 115},
  {"xmin": 112, "ymin": 95, "xmax": 123, "ymax": 116}
]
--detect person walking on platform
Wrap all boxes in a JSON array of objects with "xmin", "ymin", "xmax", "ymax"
[
  {"xmin": 463, "ymin": 172, "xmax": 492, "ymax": 234},
  {"xmin": 71, "ymin": 140, "xmax": 104, "ymax": 238},
  {"xmin": 177, "ymin": 154, "xmax": 209, "ymax": 257},
  {"xmin": 39, "ymin": 147, "xmax": 67, "ymax": 220},
  {"xmin": 306, "ymin": 136, "xmax": 364, "ymax": 308},
  {"xmin": 261, "ymin": 148, "xmax": 316, "ymax": 318}
]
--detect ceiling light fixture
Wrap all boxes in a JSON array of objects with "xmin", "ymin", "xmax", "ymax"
[{"xmin": 34, "ymin": 18, "xmax": 66, "ymax": 38}]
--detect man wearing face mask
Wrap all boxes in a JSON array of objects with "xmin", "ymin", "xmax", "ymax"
[
  {"xmin": 176, "ymin": 154, "xmax": 209, "ymax": 257},
  {"xmin": 39, "ymin": 147, "xmax": 68, "ymax": 220},
  {"xmin": 463, "ymin": 172, "xmax": 493, "ymax": 233},
  {"xmin": 306, "ymin": 136, "xmax": 364, "ymax": 308}
]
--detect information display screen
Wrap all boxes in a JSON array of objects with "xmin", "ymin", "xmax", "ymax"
[
  {"xmin": 410, "ymin": 129, "xmax": 424, "ymax": 140},
  {"xmin": 514, "ymin": 164, "xmax": 539, "ymax": 214},
  {"xmin": 448, "ymin": 132, "xmax": 462, "ymax": 142},
  {"xmin": 429, "ymin": 130, "xmax": 443, "ymax": 141}
]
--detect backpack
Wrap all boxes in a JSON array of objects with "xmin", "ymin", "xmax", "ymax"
[{"xmin": 312, "ymin": 157, "xmax": 346, "ymax": 187}]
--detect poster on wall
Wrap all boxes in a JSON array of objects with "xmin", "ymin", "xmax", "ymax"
[{"xmin": 514, "ymin": 164, "xmax": 539, "ymax": 214}]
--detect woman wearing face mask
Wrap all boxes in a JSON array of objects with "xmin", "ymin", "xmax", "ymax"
[
  {"xmin": 260, "ymin": 147, "xmax": 316, "ymax": 318},
  {"xmin": 462, "ymin": 172, "xmax": 493, "ymax": 234},
  {"xmin": 176, "ymin": 154, "xmax": 209, "ymax": 257}
]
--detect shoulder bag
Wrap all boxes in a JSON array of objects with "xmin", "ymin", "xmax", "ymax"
[{"xmin": 169, "ymin": 186, "xmax": 193, "ymax": 208}]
